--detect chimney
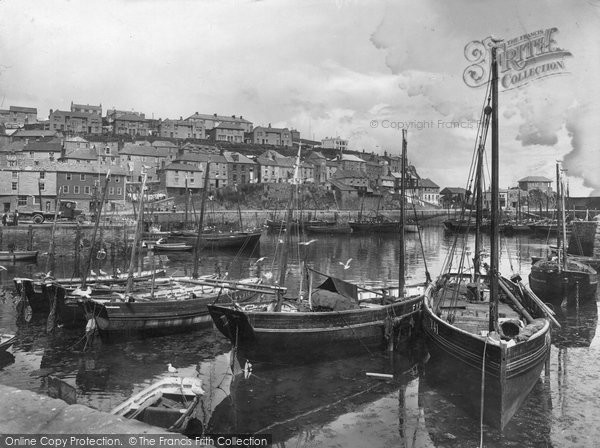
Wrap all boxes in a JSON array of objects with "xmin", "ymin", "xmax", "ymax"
[
  {"xmin": 268, "ymin": 123, "xmax": 271, "ymax": 128},
  {"xmin": 232, "ymin": 115, "xmax": 236, "ymax": 119},
  {"xmin": 240, "ymin": 115, "xmax": 243, "ymax": 119},
  {"xmin": 213, "ymin": 113, "xmax": 217, "ymax": 117}
]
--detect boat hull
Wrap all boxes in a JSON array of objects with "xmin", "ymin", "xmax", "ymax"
[
  {"xmin": 208, "ymin": 296, "xmax": 422, "ymax": 362},
  {"xmin": 170, "ymin": 231, "xmax": 262, "ymax": 250},
  {"xmin": 0, "ymin": 250, "xmax": 38, "ymax": 261},
  {"xmin": 348, "ymin": 221, "xmax": 400, "ymax": 233},
  {"xmin": 528, "ymin": 261, "xmax": 598, "ymax": 306},
  {"xmin": 422, "ymin": 285, "xmax": 551, "ymax": 430}
]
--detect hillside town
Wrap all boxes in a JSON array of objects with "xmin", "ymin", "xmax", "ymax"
[{"xmin": 0, "ymin": 102, "xmax": 569, "ymax": 217}]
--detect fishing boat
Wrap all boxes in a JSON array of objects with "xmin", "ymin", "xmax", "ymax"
[
  {"xmin": 421, "ymin": 44, "xmax": 553, "ymax": 431},
  {"xmin": 0, "ymin": 250, "xmax": 38, "ymax": 262},
  {"xmin": 151, "ymin": 239, "xmax": 194, "ymax": 252},
  {"xmin": 84, "ymin": 277, "xmax": 274, "ymax": 339},
  {"xmin": 304, "ymin": 223, "xmax": 352, "ymax": 234},
  {"xmin": 209, "ymin": 137, "xmax": 425, "ymax": 363},
  {"xmin": 0, "ymin": 333, "xmax": 16, "ymax": 351},
  {"xmin": 169, "ymin": 229, "xmax": 262, "ymax": 250},
  {"xmin": 348, "ymin": 215, "xmax": 400, "ymax": 233},
  {"xmin": 111, "ymin": 376, "xmax": 205, "ymax": 435},
  {"xmin": 529, "ymin": 164, "xmax": 598, "ymax": 307}
]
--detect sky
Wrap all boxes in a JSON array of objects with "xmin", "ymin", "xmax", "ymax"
[{"xmin": 1, "ymin": 0, "xmax": 599, "ymax": 196}]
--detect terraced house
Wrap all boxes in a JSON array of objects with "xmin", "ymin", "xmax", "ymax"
[{"xmin": 49, "ymin": 109, "xmax": 102, "ymax": 134}]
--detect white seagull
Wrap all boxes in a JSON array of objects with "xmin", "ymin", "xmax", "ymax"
[
  {"xmin": 99, "ymin": 269, "xmax": 108, "ymax": 276},
  {"xmin": 299, "ymin": 239, "xmax": 317, "ymax": 246},
  {"xmin": 338, "ymin": 258, "xmax": 353, "ymax": 270},
  {"xmin": 167, "ymin": 363, "xmax": 178, "ymax": 374},
  {"xmin": 252, "ymin": 257, "xmax": 267, "ymax": 266}
]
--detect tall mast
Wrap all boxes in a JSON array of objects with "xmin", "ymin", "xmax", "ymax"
[
  {"xmin": 193, "ymin": 162, "xmax": 210, "ymax": 279},
  {"xmin": 560, "ymin": 166, "xmax": 568, "ymax": 269},
  {"xmin": 82, "ymin": 172, "xmax": 110, "ymax": 289},
  {"xmin": 489, "ymin": 44, "xmax": 500, "ymax": 332},
  {"xmin": 399, "ymin": 130, "xmax": 407, "ymax": 294},
  {"xmin": 556, "ymin": 162, "xmax": 562, "ymax": 272},
  {"xmin": 474, "ymin": 141, "xmax": 484, "ymax": 277},
  {"xmin": 274, "ymin": 143, "xmax": 302, "ymax": 312},
  {"xmin": 125, "ymin": 171, "xmax": 146, "ymax": 295}
]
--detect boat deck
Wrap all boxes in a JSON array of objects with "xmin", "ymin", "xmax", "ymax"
[{"xmin": 434, "ymin": 283, "xmax": 522, "ymax": 336}]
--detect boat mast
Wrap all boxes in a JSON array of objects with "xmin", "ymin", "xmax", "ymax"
[
  {"xmin": 274, "ymin": 143, "xmax": 302, "ymax": 312},
  {"xmin": 489, "ymin": 44, "xmax": 500, "ymax": 333},
  {"xmin": 125, "ymin": 171, "xmax": 147, "ymax": 295},
  {"xmin": 474, "ymin": 141, "xmax": 484, "ymax": 277},
  {"xmin": 193, "ymin": 162, "xmax": 210, "ymax": 279},
  {"xmin": 399, "ymin": 130, "xmax": 407, "ymax": 294},
  {"xmin": 560, "ymin": 165, "xmax": 568, "ymax": 270},
  {"xmin": 82, "ymin": 171, "xmax": 110, "ymax": 289},
  {"xmin": 556, "ymin": 162, "xmax": 562, "ymax": 272}
]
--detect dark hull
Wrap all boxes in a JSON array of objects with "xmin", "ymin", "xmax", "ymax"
[
  {"xmin": 0, "ymin": 250, "xmax": 38, "ymax": 261},
  {"xmin": 442, "ymin": 219, "xmax": 470, "ymax": 233},
  {"xmin": 170, "ymin": 231, "xmax": 262, "ymax": 250},
  {"xmin": 422, "ymin": 284, "xmax": 551, "ymax": 430},
  {"xmin": 528, "ymin": 260, "xmax": 598, "ymax": 306},
  {"xmin": 304, "ymin": 224, "xmax": 352, "ymax": 234},
  {"xmin": 208, "ymin": 296, "xmax": 422, "ymax": 363},
  {"xmin": 348, "ymin": 221, "xmax": 400, "ymax": 233}
]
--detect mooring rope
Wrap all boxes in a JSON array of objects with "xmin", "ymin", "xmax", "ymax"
[{"xmin": 479, "ymin": 335, "xmax": 490, "ymax": 448}]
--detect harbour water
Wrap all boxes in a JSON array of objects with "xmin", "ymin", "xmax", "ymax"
[{"xmin": 0, "ymin": 226, "xmax": 598, "ymax": 447}]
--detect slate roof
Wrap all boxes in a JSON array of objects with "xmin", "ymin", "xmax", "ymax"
[{"xmin": 518, "ymin": 176, "xmax": 552, "ymax": 182}]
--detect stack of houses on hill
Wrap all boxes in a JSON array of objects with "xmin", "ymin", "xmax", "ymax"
[{"xmin": 1, "ymin": 102, "xmax": 444, "ymax": 214}]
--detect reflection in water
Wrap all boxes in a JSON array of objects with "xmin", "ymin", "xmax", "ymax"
[{"xmin": 1, "ymin": 228, "xmax": 599, "ymax": 446}]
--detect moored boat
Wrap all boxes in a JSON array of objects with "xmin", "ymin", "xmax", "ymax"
[
  {"xmin": 0, "ymin": 250, "xmax": 38, "ymax": 262},
  {"xmin": 111, "ymin": 376, "xmax": 205, "ymax": 435},
  {"xmin": 422, "ymin": 45, "xmax": 554, "ymax": 431},
  {"xmin": 0, "ymin": 333, "xmax": 16, "ymax": 351}
]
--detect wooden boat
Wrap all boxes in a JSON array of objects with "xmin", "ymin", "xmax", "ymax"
[
  {"xmin": 442, "ymin": 217, "xmax": 471, "ymax": 233},
  {"xmin": 529, "ymin": 165, "xmax": 598, "ymax": 306},
  {"xmin": 13, "ymin": 269, "xmax": 167, "ymax": 315},
  {"xmin": 111, "ymin": 376, "xmax": 205, "ymax": 435},
  {"xmin": 0, "ymin": 333, "xmax": 16, "ymax": 351},
  {"xmin": 0, "ymin": 250, "xmax": 38, "ymax": 261},
  {"xmin": 422, "ymin": 46, "xmax": 553, "ymax": 431},
  {"xmin": 84, "ymin": 277, "xmax": 270, "ymax": 339},
  {"xmin": 348, "ymin": 218, "xmax": 399, "ymax": 233},
  {"xmin": 209, "ymin": 137, "xmax": 424, "ymax": 363},
  {"xmin": 529, "ymin": 258, "xmax": 597, "ymax": 306},
  {"xmin": 152, "ymin": 241, "xmax": 194, "ymax": 252},
  {"xmin": 304, "ymin": 223, "xmax": 352, "ymax": 234},
  {"xmin": 169, "ymin": 230, "xmax": 262, "ymax": 250}
]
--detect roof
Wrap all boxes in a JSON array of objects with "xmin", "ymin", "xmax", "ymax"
[
  {"xmin": 164, "ymin": 162, "xmax": 202, "ymax": 172},
  {"xmin": 9, "ymin": 106, "xmax": 37, "ymax": 114},
  {"xmin": 24, "ymin": 142, "xmax": 62, "ymax": 153},
  {"xmin": 0, "ymin": 141, "xmax": 26, "ymax": 152},
  {"xmin": 176, "ymin": 153, "xmax": 228, "ymax": 164},
  {"xmin": 152, "ymin": 140, "xmax": 178, "ymax": 148},
  {"xmin": 120, "ymin": 144, "xmax": 164, "ymax": 157},
  {"xmin": 186, "ymin": 113, "xmax": 252, "ymax": 124},
  {"xmin": 329, "ymin": 179, "xmax": 356, "ymax": 192},
  {"xmin": 518, "ymin": 176, "xmax": 552, "ymax": 183},
  {"xmin": 212, "ymin": 123, "xmax": 245, "ymax": 131},
  {"xmin": 0, "ymin": 160, "xmax": 127, "ymax": 176},
  {"xmin": 71, "ymin": 103, "xmax": 101, "ymax": 110},
  {"xmin": 65, "ymin": 136, "xmax": 89, "ymax": 143},
  {"xmin": 253, "ymin": 126, "xmax": 290, "ymax": 134},
  {"xmin": 222, "ymin": 151, "xmax": 256, "ymax": 164},
  {"xmin": 340, "ymin": 154, "xmax": 366, "ymax": 163},
  {"xmin": 440, "ymin": 187, "xmax": 467, "ymax": 194},
  {"xmin": 419, "ymin": 178, "xmax": 439, "ymax": 188},
  {"xmin": 11, "ymin": 129, "xmax": 59, "ymax": 138},
  {"xmin": 115, "ymin": 113, "xmax": 147, "ymax": 122},
  {"xmin": 63, "ymin": 148, "xmax": 98, "ymax": 160},
  {"xmin": 256, "ymin": 155, "xmax": 295, "ymax": 167}
]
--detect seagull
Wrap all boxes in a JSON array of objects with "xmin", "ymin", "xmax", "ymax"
[
  {"xmin": 167, "ymin": 363, "xmax": 178, "ymax": 374},
  {"xmin": 338, "ymin": 258, "xmax": 353, "ymax": 270},
  {"xmin": 116, "ymin": 268, "xmax": 122, "ymax": 275},
  {"xmin": 99, "ymin": 269, "xmax": 108, "ymax": 276},
  {"xmin": 90, "ymin": 270, "xmax": 97, "ymax": 276},
  {"xmin": 278, "ymin": 239, "xmax": 284, "ymax": 244},
  {"xmin": 252, "ymin": 257, "xmax": 267, "ymax": 266},
  {"xmin": 191, "ymin": 381, "xmax": 205, "ymax": 396},
  {"xmin": 299, "ymin": 239, "xmax": 317, "ymax": 246}
]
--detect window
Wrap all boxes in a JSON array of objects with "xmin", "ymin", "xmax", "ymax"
[
  {"xmin": 84, "ymin": 186, "xmax": 91, "ymax": 194},
  {"xmin": 39, "ymin": 182, "xmax": 45, "ymax": 191},
  {"xmin": 63, "ymin": 185, "xmax": 69, "ymax": 193},
  {"xmin": 11, "ymin": 182, "xmax": 17, "ymax": 191},
  {"xmin": 18, "ymin": 195, "xmax": 27, "ymax": 206},
  {"xmin": 80, "ymin": 174, "xmax": 86, "ymax": 181},
  {"xmin": 74, "ymin": 186, "xmax": 80, "ymax": 194},
  {"xmin": 39, "ymin": 171, "xmax": 45, "ymax": 179},
  {"xmin": 115, "ymin": 177, "xmax": 120, "ymax": 183},
  {"xmin": 33, "ymin": 196, "xmax": 40, "ymax": 205},
  {"xmin": 117, "ymin": 187, "xmax": 122, "ymax": 195},
  {"xmin": 109, "ymin": 187, "xmax": 114, "ymax": 195},
  {"xmin": 66, "ymin": 173, "xmax": 72, "ymax": 180},
  {"xmin": 12, "ymin": 171, "xmax": 18, "ymax": 179}
]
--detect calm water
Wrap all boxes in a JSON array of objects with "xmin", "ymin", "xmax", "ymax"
[{"xmin": 0, "ymin": 226, "xmax": 598, "ymax": 447}]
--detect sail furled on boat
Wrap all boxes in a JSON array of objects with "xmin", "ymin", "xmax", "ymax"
[{"xmin": 310, "ymin": 275, "xmax": 361, "ymax": 311}]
